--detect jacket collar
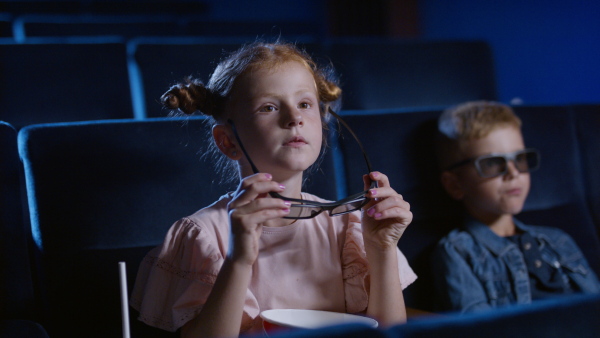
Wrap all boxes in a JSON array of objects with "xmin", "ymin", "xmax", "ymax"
[{"xmin": 464, "ymin": 216, "xmax": 535, "ymax": 256}]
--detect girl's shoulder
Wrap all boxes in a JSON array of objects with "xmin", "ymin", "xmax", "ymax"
[
  {"xmin": 169, "ymin": 192, "xmax": 234, "ymax": 240},
  {"xmin": 186, "ymin": 192, "xmax": 234, "ymax": 223}
]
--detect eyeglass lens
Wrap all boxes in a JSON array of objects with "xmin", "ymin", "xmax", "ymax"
[
  {"xmin": 286, "ymin": 197, "xmax": 368, "ymax": 219},
  {"xmin": 476, "ymin": 150, "xmax": 539, "ymax": 177}
]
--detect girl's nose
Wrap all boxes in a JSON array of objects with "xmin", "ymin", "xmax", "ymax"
[{"xmin": 283, "ymin": 107, "xmax": 303, "ymax": 127}]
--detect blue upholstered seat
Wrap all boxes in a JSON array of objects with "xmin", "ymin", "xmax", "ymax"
[
  {"xmin": 571, "ymin": 104, "xmax": 600, "ymax": 235},
  {"xmin": 324, "ymin": 39, "xmax": 497, "ymax": 110},
  {"xmin": 513, "ymin": 106, "xmax": 600, "ymax": 277},
  {"xmin": 0, "ymin": 121, "xmax": 36, "ymax": 321},
  {"xmin": 0, "ymin": 319, "xmax": 49, "ymax": 338},
  {"xmin": 387, "ymin": 293, "xmax": 600, "ymax": 338},
  {"xmin": 128, "ymin": 37, "xmax": 250, "ymax": 119},
  {"xmin": 18, "ymin": 117, "xmax": 219, "ymax": 337},
  {"xmin": 17, "ymin": 116, "xmax": 338, "ymax": 337},
  {"xmin": 12, "ymin": 14, "xmax": 191, "ymax": 41},
  {"xmin": 0, "ymin": 38, "xmax": 133, "ymax": 129}
]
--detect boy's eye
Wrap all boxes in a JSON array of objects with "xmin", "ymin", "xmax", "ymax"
[{"xmin": 298, "ymin": 102, "xmax": 311, "ymax": 109}]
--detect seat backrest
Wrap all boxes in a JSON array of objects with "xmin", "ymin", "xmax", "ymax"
[
  {"xmin": 129, "ymin": 37, "xmax": 248, "ymax": 119},
  {"xmin": 0, "ymin": 319, "xmax": 50, "ymax": 338},
  {"xmin": 0, "ymin": 121, "xmax": 35, "ymax": 320},
  {"xmin": 513, "ymin": 105, "xmax": 600, "ymax": 276},
  {"xmin": 324, "ymin": 39, "xmax": 497, "ymax": 110},
  {"xmin": 18, "ymin": 117, "xmax": 222, "ymax": 337},
  {"xmin": 570, "ymin": 104, "xmax": 600, "ymax": 234},
  {"xmin": 13, "ymin": 14, "xmax": 190, "ymax": 41},
  {"xmin": 186, "ymin": 20, "xmax": 321, "ymax": 38},
  {"xmin": 0, "ymin": 15, "xmax": 11, "ymax": 38},
  {"xmin": 17, "ymin": 116, "xmax": 338, "ymax": 337},
  {"xmin": 388, "ymin": 293, "xmax": 600, "ymax": 337},
  {"xmin": 0, "ymin": 38, "xmax": 133, "ymax": 129},
  {"xmin": 128, "ymin": 37, "xmax": 322, "ymax": 118},
  {"xmin": 336, "ymin": 108, "xmax": 459, "ymax": 311}
]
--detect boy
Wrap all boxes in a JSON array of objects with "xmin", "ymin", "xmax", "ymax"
[{"xmin": 432, "ymin": 101, "xmax": 599, "ymax": 313}]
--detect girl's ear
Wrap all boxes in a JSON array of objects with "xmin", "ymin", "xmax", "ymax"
[
  {"xmin": 441, "ymin": 171, "xmax": 465, "ymax": 200},
  {"xmin": 212, "ymin": 124, "xmax": 242, "ymax": 160}
]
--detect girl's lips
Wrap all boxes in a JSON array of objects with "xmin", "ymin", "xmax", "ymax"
[{"xmin": 283, "ymin": 136, "xmax": 307, "ymax": 147}]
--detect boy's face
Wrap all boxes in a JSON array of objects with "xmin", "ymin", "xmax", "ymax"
[{"xmin": 445, "ymin": 126, "xmax": 531, "ymax": 220}]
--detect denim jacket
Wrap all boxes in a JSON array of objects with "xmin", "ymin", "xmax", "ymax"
[{"xmin": 432, "ymin": 217, "xmax": 600, "ymax": 313}]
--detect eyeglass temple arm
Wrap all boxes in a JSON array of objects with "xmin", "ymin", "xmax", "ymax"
[
  {"xmin": 229, "ymin": 109, "xmax": 375, "ymax": 182},
  {"xmin": 327, "ymin": 107, "xmax": 374, "ymax": 175},
  {"xmin": 227, "ymin": 120, "xmax": 261, "ymax": 174}
]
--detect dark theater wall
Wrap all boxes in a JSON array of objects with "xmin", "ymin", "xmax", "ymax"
[{"xmin": 419, "ymin": 0, "xmax": 600, "ymax": 106}]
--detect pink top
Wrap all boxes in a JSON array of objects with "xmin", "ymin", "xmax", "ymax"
[{"xmin": 130, "ymin": 192, "xmax": 417, "ymax": 334}]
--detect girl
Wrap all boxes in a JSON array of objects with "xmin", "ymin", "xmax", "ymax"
[{"xmin": 131, "ymin": 41, "xmax": 417, "ymax": 338}]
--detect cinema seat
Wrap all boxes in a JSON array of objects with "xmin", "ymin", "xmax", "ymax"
[
  {"xmin": 18, "ymin": 115, "xmax": 338, "ymax": 337},
  {"xmin": 571, "ymin": 104, "xmax": 600, "ymax": 234},
  {"xmin": 0, "ymin": 121, "xmax": 35, "ymax": 321},
  {"xmin": 18, "ymin": 117, "xmax": 219, "ymax": 337},
  {"xmin": 514, "ymin": 105, "xmax": 600, "ymax": 277},
  {"xmin": 325, "ymin": 39, "xmax": 497, "ymax": 110},
  {"xmin": 0, "ymin": 38, "xmax": 133, "ymax": 129}
]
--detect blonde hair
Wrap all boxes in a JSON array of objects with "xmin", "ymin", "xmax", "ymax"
[
  {"xmin": 160, "ymin": 40, "xmax": 342, "ymax": 184},
  {"xmin": 436, "ymin": 101, "xmax": 522, "ymax": 169}
]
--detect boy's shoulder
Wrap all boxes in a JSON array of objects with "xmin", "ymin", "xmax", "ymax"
[
  {"xmin": 515, "ymin": 221, "xmax": 573, "ymax": 240},
  {"xmin": 435, "ymin": 227, "xmax": 479, "ymax": 255}
]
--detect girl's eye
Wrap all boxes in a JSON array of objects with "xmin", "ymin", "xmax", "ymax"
[
  {"xmin": 298, "ymin": 102, "xmax": 311, "ymax": 109},
  {"xmin": 260, "ymin": 105, "xmax": 277, "ymax": 112}
]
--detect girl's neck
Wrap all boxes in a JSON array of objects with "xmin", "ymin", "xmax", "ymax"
[
  {"xmin": 239, "ymin": 165, "xmax": 304, "ymax": 200},
  {"xmin": 275, "ymin": 174, "xmax": 303, "ymax": 200}
]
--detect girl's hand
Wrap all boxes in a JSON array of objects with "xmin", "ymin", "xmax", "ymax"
[
  {"xmin": 227, "ymin": 173, "xmax": 290, "ymax": 266},
  {"xmin": 361, "ymin": 171, "xmax": 412, "ymax": 250}
]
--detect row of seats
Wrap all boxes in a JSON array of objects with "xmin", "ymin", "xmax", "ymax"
[
  {"xmin": 2, "ymin": 103, "xmax": 599, "ymax": 337},
  {"xmin": 0, "ymin": 37, "xmax": 497, "ymax": 129},
  {"xmin": 1, "ymin": 13, "xmax": 319, "ymax": 41},
  {"xmin": 268, "ymin": 293, "xmax": 600, "ymax": 338}
]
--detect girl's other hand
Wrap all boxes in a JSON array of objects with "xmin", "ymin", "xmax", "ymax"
[
  {"xmin": 227, "ymin": 173, "xmax": 290, "ymax": 265},
  {"xmin": 361, "ymin": 171, "xmax": 412, "ymax": 250}
]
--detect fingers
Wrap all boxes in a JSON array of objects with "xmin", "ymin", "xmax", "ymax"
[
  {"xmin": 232, "ymin": 195, "xmax": 291, "ymax": 221},
  {"xmin": 228, "ymin": 173, "xmax": 291, "ymax": 224},
  {"xmin": 363, "ymin": 171, "xmax": 411, "ymax": 221},
  {"xmin": 363, "ymin": 171, "xmax": 389, "ymax": 190},
  {"xmin": 233, "ymin": 173, "xmax": 285, "ymax": 204}
]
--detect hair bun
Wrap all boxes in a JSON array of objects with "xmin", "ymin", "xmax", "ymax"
[{"xmin": 160, "ymin": 78, "xmax": 214, "ymax": 116}]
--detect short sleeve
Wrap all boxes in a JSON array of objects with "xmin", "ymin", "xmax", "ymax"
[
  {"xmin": 341, "ymin": 212, "xmax": 417, "ymax": 314},
  {"xmin": 130, "ymin": 217, "xmax": 259, "ymax": 332}
]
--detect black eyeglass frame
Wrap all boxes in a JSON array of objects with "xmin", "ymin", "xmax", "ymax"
[
  {"xmin": 445, "ymin": 148, "xmax": 541, "ymax": 178},
  {"xmin": 228, "ymin": 107, "xmax": 377, "ymax": 219}
]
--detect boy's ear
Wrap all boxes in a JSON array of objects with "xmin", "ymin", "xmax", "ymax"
[
  {"xmin": 440, "ymin": 171, "xmax": 465, "ymax": 200},
  {"xmin": 212, "ymin": 124, "xmax": 242, "ymax": 160}
]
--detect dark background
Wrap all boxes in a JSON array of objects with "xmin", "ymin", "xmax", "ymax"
[{"xmin": 1, "ymin": 0, "xmax": 598, "ymax": 106}]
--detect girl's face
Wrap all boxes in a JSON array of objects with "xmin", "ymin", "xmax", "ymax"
[
  {"xmin": 226, "ymin": 61, "xmax": 323, "ymax": 180},
  {"xmin": 456, "ymin": 126, "xmax": 531, "ymax": 220}
]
